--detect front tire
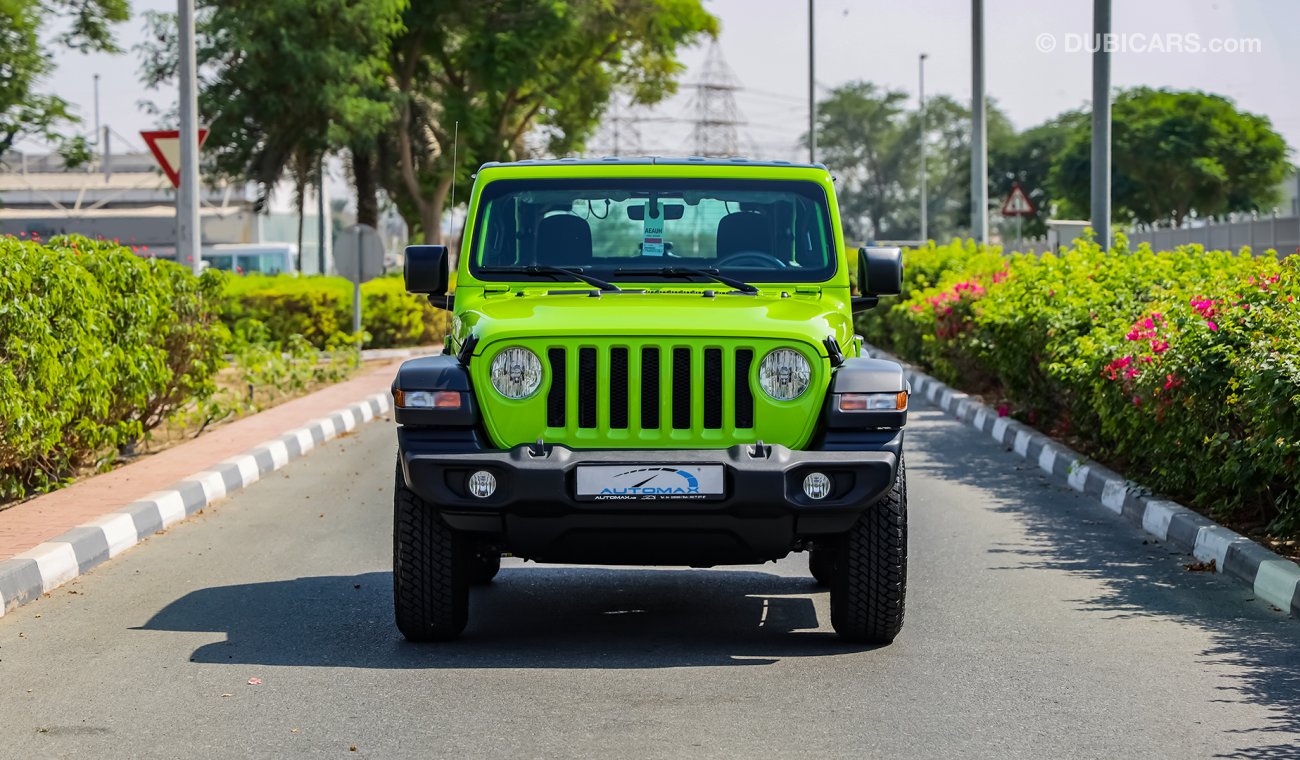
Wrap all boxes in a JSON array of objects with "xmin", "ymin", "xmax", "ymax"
[
  {"xmin": 393, "ymin": 460, "xmax": 469, "ymax": 641},
  {"xmin": 830, "ymin": 457, "xmax": 907, "ymax": 644}
]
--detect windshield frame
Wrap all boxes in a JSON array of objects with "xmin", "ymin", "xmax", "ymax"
[{"xmin": 464, "ymin": 177, "xmax": 838, "ymax": 286}]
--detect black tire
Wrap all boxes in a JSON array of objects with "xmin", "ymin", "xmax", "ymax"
[
  {"xmin": 468, "ymin": 550, "xmax": 501, "ymax": 585},
  {"xmin": 393, "ymin": 460, "xmax": 469, "ymax": 641},
  {"xmin": 830, "ymin": 457, "xmax": 907, "ymax": 644},
  {"xmin": 808, "ymin": 547, "xmax": 836, "ymax": 586}
]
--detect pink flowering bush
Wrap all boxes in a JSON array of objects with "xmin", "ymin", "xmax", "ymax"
[{"xmin": 858, "ymin": 236, "xmax": 1300, "ymax": 537}]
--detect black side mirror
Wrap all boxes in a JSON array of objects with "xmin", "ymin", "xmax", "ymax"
[
  {"xmin": 404, "ymin": 245, "xmax": 449, "ymax": 296},
  {"xmin": 858, "ymin": 246, "xmax": 902, "ymax": 296},
  {"xmin": 853, "ymin": 246, "xmax": 902, "ymax": 312}
]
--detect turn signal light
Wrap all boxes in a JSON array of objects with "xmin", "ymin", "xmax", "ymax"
[
  {"xmin": 837, "ymin": 391, "xmax": 908, "ymax": 412},
  {"xmin": 393, "ymin": 390, "xmax": 462, "ymax": 409}
]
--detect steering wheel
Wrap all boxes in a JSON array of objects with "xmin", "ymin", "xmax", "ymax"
[{"xmin": 716, "ymin": 251, "xmax": 789, "ymax": 269}]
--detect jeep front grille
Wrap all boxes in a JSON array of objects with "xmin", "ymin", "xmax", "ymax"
[{"xmin": 543, "ymin": 342, "xmax": 758, "ymax": 442}]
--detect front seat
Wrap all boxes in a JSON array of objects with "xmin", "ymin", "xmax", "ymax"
[
  {"xmin": 716, "ymin": 211, "xmax": 771, "ymax": 258},
  {"xmin": 535, "ymin": 214, "xmax": 593, "ymax": 266}
]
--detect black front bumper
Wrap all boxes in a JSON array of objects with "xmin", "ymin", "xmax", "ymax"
[{"xmin": 399, "ymin": 429, "xmax": 902, "ymax": 566}]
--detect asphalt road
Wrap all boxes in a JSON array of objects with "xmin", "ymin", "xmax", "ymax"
[{"xmin": 2, "ymin": 403, "xmax": 1298, "ymax": 759}]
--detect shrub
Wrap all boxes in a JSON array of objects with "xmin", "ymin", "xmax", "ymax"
[
  {"xmin": 861, "ymin": 237, "xmax": 1300, "ymax": 537},
  {"xmin": 221, "ymin": 273, "xmax": 447, "ymax": 349},
  {"xmin": 0, "ymin": 236, "xmax": 228, "ymax": 500}
]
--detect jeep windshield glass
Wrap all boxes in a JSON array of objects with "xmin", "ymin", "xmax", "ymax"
[{"xmin": 467, "ymin": 178, "xmax": 835, "ymax": 284}]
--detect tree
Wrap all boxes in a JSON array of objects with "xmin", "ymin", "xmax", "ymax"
[
  {"xmin": 1049, "ymin": 88, "xmax": 1291, "ymax": 227},
  {"xmin": 0, "ymin": 0, "xmax": 128, "ymax": 157},
  {"xmin": 812, "ymin": 82, "xmax": 913, "ymax": 241},
  {"xmin": 813, "ymin": 84, "xmax": 1013, "ymax": 241},
  {"xmin": 138, "ymin": 0, "xmax": 405, "ymax": 244},
  {"xmin": 379, "ymin": 0, "xmax": 718, "ymax": 243},
  {"xmin": 989, "ymin": 109, "xmax": 1085, "ymax": 238}
]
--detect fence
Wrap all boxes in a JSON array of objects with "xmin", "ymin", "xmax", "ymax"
[{"xmin": 1124, "ymin": 215, "xmax": 1300, "ymax": 256}]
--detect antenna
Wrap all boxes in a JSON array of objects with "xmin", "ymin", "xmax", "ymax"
[{"xmin": 449, "ymin": 121, "xmax": 460, "ymax": 242}]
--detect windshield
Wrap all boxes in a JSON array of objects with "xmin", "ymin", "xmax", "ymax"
[{"xmin": 467, "ymin": 178, "xmax": 836, "ymax": 284}]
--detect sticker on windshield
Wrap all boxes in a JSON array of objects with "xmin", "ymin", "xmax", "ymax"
[{"xmin": 642, "ymin": 206, "xmax": 665, "ymax": 257}]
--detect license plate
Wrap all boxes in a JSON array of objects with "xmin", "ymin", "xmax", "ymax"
[{"xmin": 575, "ymin": 464, "xmax": 725, "ymax": 501}]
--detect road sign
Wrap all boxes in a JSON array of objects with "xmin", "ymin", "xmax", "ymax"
[
  {"xmin": 334, "ymin": 224, "xmax": 386, "ymax": 340},
  {"xmin": 141, "ymin": 129, "xmax": 209, "ymax": 189},
  {"xmin": 1000, "ymin": 182, "xmax": 1036, "ymax": 217}
]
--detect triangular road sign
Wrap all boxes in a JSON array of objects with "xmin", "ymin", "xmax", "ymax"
[
  {"xmin": 1000, "ymin": 182, "xmax": 1035, "ymax": 217},
  {"xmin": 140, "ymin": 129, "xmax": 210, "ymax": 188}
]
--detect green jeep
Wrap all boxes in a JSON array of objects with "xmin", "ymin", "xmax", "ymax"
[{"xmin": 392, "ymin": 157, "xmax": 908, "ymax": 643}]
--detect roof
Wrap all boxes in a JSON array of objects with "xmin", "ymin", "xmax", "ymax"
[{"xmin": 480, "ymin": 156, "xmax": 828, "ymax": 171}]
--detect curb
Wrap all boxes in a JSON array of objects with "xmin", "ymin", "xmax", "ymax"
[
  {"xmin": 0, "ymin": 392, "xmax": 393, "ymax": 619},
  {"xmin": 872, "ymin": 346, "xmax": 1300, "ymax": 619}
]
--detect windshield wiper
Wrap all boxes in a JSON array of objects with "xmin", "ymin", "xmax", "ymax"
[
  {"xmin": 612, "ymin": 266, "xmax": 759, "ymax": 294},
  {"xmin": 476, "ymin": 265, "xmax": 621, "ymax": 292}
]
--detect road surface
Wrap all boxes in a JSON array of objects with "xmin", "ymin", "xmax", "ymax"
[{"xmin": 1, "ymin": 403, "xmax": 1297, "ymax": 759}]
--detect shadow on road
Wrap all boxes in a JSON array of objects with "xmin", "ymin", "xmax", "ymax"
[
  {"xmin": 138, "ymin": 567, "xmax": 874, "ymax": 670},
  {"xmin": 907, "ymin": 406, "xmax": 1300, "ymax": 759}
]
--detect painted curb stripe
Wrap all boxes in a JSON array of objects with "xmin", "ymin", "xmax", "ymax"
[
  {"xmin": 0, "ymin": 394, "xmax": 393, "ymax": 619},
  {"xmin": 867, "ymin": 348, "xmax": 1300, "ymax": 620}
]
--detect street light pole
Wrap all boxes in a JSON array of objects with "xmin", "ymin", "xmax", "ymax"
[
  {"xmin": 808, "ymin": 0, "xmax": 816, "ymax": 164},
  {"xmin": 177, "ymin": 0, "xmax": 202, "ymax": 274},
  {"xmin": 919, "ymin": 53, "xmax": 928, "ymax": 244},
  {"xmin": 1091, "ymin": 0, "xmax": 1113, "ymax": 250},
  {"xmin": 970, "ymin": 0, "xmax": 988, "ymax": 245}
]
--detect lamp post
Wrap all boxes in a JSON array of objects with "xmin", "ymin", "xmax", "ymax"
[
  {"xmin": 177, "ymin": 0, "xmax": 202, "ymax": 274},
  {"xmin": 1091, "ymin": 0, "xmax": 1112, "ymax": 250},
  {"xmin": 808, "ymin": 0, "xmax": 816, "ymax": 164},
  {"xmin": 970, "ymin": 0, "xmax": 988, "ymax": 244},
  {"xmin": 919, "ymin": 53, "xmax": 928, "ymax": 244}
]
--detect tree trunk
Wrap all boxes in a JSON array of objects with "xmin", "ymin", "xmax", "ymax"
[
  {"xmin": 424, "ymin": 175, "xmax": 453, "ymax": 244},
  {"xmin": 351, "ymin": 146, "xmax": 380, "ymax": 228},
  {"xmin": 295, "ymin": 178, "xmax": 306, "ymax": 273}
]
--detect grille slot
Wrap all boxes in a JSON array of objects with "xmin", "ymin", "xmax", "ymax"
[
  {"xmin": 734, "ymin": 348, "xmax": 754, "ymax": 428},
  {"xmin": 609, "ymin": 347, "xmax": 629, "ymax": 429},
  {"xmin": 578, "ymin": 348, "xmax": 598, "ymax": 429},
  {"xmin": 703, "ymin": 348, "xmax": 723, "ymax": 429},
  {"xmin": 546, "ymin": 348, "xmax": 566, "ymax": 427},
  {"xmin": 641, "ymin": 347, "xmax": 660, "ymax": 429},
  {"xmin": 672, "ymin": 348, "xmax": 692, "ymax": 429}
]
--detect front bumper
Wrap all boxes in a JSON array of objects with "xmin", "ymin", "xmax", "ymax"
[{"xmin": 399, "ymin": 430, "xmax": 902, "ymax": 566}]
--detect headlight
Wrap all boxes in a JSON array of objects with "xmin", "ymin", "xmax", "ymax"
[
  {"xmin": 758, "ymin": 348, "xmax": 811, "ymax": 400},
  {"xmin": 489, "ymin": 346, "xmax": 542, "ymax": 399}
]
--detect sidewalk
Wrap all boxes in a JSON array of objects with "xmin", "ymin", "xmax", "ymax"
[{"xmin": 0, "ymin": 359, "xmax": 412, "ymax": 616}]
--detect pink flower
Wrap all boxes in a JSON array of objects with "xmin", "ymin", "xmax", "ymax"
[
  {"xmin": 1124, "ymin": 367, "xmax": 1140, "ymax": 379},
  {"xmin": 1164, "ymin": 374, "xmax": 1181, "ymax": 390},
  {"xmin": 1151, "ymin": 340, "xmax": 1169, "ymax": 354},
  {"xmin": 1132, "ymin": 395, "xmax": 1143, "ymax": 407},
  {"xmin": 1206, "ymin": 320, "xmax": 1218, "ymax": 331},
  {"xmin": 996, "ymin": 404, "xmax": 1010, "ymax": 418}
]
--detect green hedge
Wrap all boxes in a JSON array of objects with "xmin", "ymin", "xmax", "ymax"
[
  {"xmin": 859, "ymin": 237, "xmax": 1300, "ymax": 538},
  {"xmin": 0, "ymin": 236, "xmax": 229, "ymax": 500},
  {"xmin": 221, "ymin": 273, "xmax": 448, "ymax": 349}
]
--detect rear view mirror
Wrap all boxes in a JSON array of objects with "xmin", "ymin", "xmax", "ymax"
[
  {"xmin": 404, "ymin": 245, "xmax": 450, "ymax": 295},
  {"xmin": 858, "ymin": 246, "xmax": 902, "ymax": 297},
  {"xmin": 853, "ymin": 246, "xmax": 902, "ymax": 312},
  {"xmin": 626, "ymin": 204, "xmax": 685, "ymax": 221}
]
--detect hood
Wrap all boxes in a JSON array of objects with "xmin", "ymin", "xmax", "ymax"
[{"xmin": 455, "ymin": 289, "xmax": 853, "ymax": 355}]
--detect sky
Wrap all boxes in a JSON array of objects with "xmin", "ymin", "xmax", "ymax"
[{"xmin": 22, "ymin": 0, "xmax": 1300, "ymax": 182}]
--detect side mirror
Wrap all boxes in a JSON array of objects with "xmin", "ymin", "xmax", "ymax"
[
  {"xmin": 858, "ymin": 246, "xmax": 902, "ymax": 296},
  {"xmin": 404, "ymin": 245, "xmax": 449, "ymax": 295}
]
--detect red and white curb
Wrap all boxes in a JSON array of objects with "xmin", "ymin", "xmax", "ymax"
[
  {"xmin": 875, "ymin": 347, "xmax": 1300, "ymax": 619},
  {"xmin": 0, "ymin": 392, "xmax": 393, "ymax": 618}
]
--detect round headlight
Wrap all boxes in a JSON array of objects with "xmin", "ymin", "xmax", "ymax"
[
  {"xmin": 489, "ymin": 346, "xmax": 542, "ymax": 399},
  {"xmin": 758, "ymin": 348, "xmax": 811, "ymax": 400}
]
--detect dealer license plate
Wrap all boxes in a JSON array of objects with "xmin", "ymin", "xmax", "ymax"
[{"xmin": 575, "ymin": 464, "xmax": 725, "ymax": 501}]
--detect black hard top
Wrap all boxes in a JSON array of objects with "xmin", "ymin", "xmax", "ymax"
[{"xmin": 479, "ymin": 156, "xmax": 829, "ymax": 171}]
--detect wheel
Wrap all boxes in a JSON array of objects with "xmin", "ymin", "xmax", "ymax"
[
  {"xmin": 393, "ymin": 459, "xmax": 469, "ymax": 641},
  {"xmin": 830, "ymin": 456, "xmax": 907, "ymax": 644},
  {"xmin": 808, "ymin": 547, "xmax": 836, "ymax": 586},
  {"xmin": 468, "ymin": 550, "xmax": 501, "ymax": 585},
  {"xmin": 716, "ymin": 251, "xmax": 788, "ymax": 269}
]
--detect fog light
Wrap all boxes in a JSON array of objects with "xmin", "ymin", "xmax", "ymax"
[
  {"xmin": 467, "ymin": 470, "xmax": 497, "ymax": 498},
  {"xmin": 802, "ymin": 472, "xmax": 832, "ymax": 500}
]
